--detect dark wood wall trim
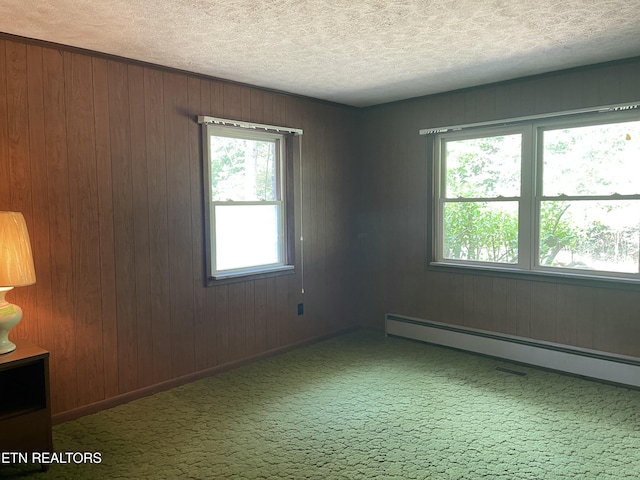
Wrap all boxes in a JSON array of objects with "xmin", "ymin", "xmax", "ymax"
[
  {"xmin": 0, "ymin": 32, "xmax": 359, "ymax": 112},
  {"xmin": 52, "ymin": 326, "xmax": 358, "ymax": 425}
]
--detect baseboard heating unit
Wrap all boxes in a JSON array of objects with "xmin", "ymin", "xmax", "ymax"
[{"xmin": 385, "ymin": 314, "xmax": 640, "ymax": 388}]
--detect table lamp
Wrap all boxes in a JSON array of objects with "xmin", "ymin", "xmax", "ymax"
[{"xmin": 0, "ymin": 212, "xmax": 36, "ymax": 354}]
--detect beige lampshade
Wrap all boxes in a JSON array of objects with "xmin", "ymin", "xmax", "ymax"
[{"xmin": 0, "ymin": 212, "xmax": 36, "ymax": 287}]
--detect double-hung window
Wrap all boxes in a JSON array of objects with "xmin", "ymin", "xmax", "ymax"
[
  {"xmin": 199, "ymin": 116, "xmax": 301, "ymax": 282},
  {"xmin": 431, "ymin": 104, "xmax": 640, "ymax": 282}
]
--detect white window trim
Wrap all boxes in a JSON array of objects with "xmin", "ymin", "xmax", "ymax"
[
  {"xmin": 428, "ymin": 104, "xmax": 640, "ymax": 284},
  {"xmin": 201, "ymin": 120, "xmax": 298, "ymax": 283},
  {"xmin": 433, "ymin": 124, "xmax": 529, "ymax": 270}
]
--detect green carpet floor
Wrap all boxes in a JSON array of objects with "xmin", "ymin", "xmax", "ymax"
[{"xmin": 2, "ymin": 329, "xmax": 640, "ymax": 479}]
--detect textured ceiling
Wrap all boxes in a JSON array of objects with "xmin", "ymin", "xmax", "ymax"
[{"xmin": 1, "ymin": 0, "xmax": 640, "ymax": 107}]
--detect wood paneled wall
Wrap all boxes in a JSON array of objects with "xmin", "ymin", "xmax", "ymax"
[
  {"xmin": 357, "ymin": 58, "xmax": 640, "ymax": 358},
  {"xmin": 0, "ymin": 36, "xmax": 359, "ymax": 415},
  {"xmin": 3, "ymin": 31, "xmax": 639, "ymax": 416}
]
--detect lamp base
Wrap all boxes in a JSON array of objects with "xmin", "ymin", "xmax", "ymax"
[{"xmin": 0, "ymin": 287, "xmax": 21, "ymax": 354}]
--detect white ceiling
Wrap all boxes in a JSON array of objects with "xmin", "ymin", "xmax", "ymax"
[{"xmin": 2, "ymin": 0, "xmax": 640, "ymax": 107}]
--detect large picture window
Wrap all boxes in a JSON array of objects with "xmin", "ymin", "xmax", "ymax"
[
  {"xmin": 200, "ymin": 117, "xmax": 301, "ymax": 282},
  {"xmin": 431, "ymin": 106, "xmax": 640, "ymax": 282}
]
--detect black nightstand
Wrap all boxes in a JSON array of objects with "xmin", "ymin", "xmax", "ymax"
[{"xmin": 0, "ymin": 341, "xmax": 52, "ymax": 471}]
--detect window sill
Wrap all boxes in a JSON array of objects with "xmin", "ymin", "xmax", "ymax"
[
  {"xmin": 207, "ymin": 265, "xmax": 294, "ymax": 286},
  {"xmin": 428, "ymin": 261, "xmax": 640, "ymax": 291}
]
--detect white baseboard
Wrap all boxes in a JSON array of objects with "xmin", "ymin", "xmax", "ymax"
[{"xmin": 385, "ymin": 314, "xmax": 640, "ymax": 388}]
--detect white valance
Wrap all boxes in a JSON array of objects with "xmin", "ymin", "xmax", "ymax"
[
  {"xmin": 419, "ymin": 101, "xmax": 639, "ymax": 135},
  {"xmin": 197, "ymin": 115, "xmax": 303, "ymax": 136}
]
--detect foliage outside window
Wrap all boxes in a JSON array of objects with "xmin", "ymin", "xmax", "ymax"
[
  {"xmin": 433, "ymin": 109, "xmax": 640, "ymax": 282},
  {"xmin": 202, "ymin": 124, "xmax": 293, "ymax": 280}
]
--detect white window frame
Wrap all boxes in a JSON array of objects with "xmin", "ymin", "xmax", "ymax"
[
  {"xmin": 201, "ymin": 119, "xmax": 299, "ymax": 282},
  {"xmin": 430, "ymin": 105, "xmax": 640, "ymax": 284}
]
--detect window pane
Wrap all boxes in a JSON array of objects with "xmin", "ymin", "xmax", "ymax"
[
  {"xmin": 210, "ymin": 136, "xmax": 277, "ymax": 201},
  {"xmin": 542, "ymin": 121, "xmax": 640, "ymax": 196},
  {"xmin": 445, "ymin": 134, "xmax": 521, "ymax": 198},
  {"xmin": 443, "ymin": 201, "xmax": 518, "ymax": 263},
  {"xmin": 215, "ymin": 204, "xmax": 281, "ymax": 271},
  {"xmin": 539, "ymin": 200, "xmax": 640, "ymax": 273}
]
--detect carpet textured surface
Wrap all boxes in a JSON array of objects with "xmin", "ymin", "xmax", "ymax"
[{"xmin": 3, "ymin": 330, "xmax": 640, "ymax": 479}]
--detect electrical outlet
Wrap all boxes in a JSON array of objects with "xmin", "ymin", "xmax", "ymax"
[{"xmin": 297, "ymin": 303, "xmax": 304, "ymax": 316}]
